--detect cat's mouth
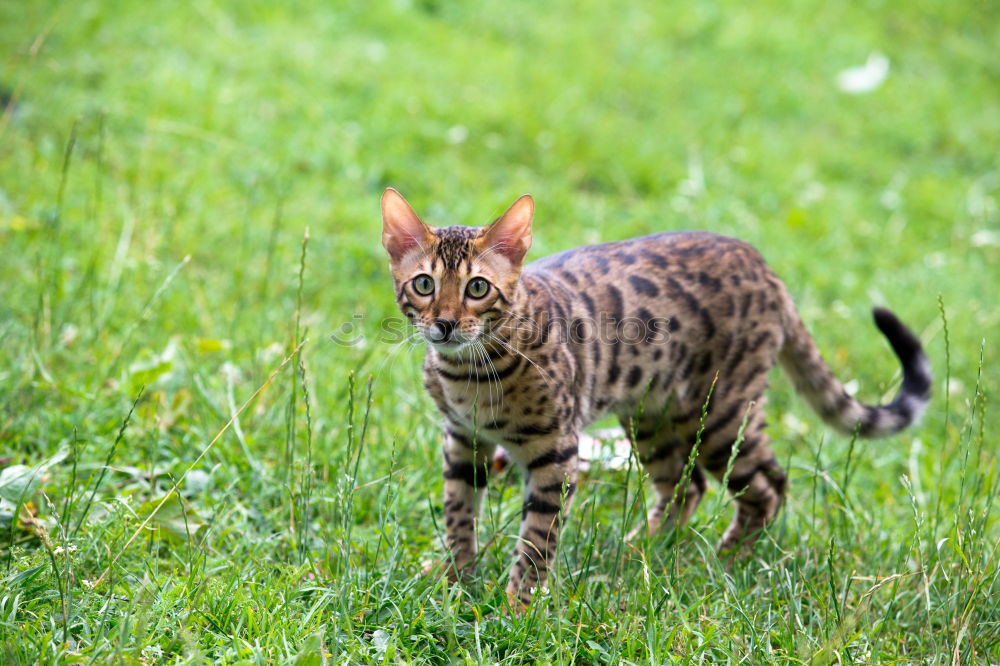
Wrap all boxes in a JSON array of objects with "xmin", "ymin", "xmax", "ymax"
[
  {"xmin": 422, "ymin": 329, "xmax": 480, "ymax": 355},
  {"xmin": 422, "ymin": 321, "xmax": 479, "ymax": 353},
  {"xmin": 427, "ymin": 336, "xmax": 475, "ymax": 354},
  {"xmin": 433, "ymin": 339, "xmax": 464, "ymax": 349}
]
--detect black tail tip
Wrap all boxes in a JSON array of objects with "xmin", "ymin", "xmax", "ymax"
[
  {"xmin": 872, "ymin": 307, "xmax": 920, "ymax": 361},
  {"xmin": 872, "ymin": 306, "xmax": 932, "ymax": 400}
]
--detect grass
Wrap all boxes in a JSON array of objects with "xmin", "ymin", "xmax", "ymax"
[{"xmin": 1, "ymin": 0, "xmax": 998, "ymax": 662}]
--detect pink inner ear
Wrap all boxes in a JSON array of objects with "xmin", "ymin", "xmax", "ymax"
[
  {"xmin": 493, "ymin": 234, "xmax": 529, "ymax": 260},
  {"xmin": 482, "ymin": 195, "xmax": 533, "ymax": 263},
  {"xmin": 384, "ymin": 230, "xmax": 422, "ymax": 259},
  {"xmin": 383, "ymin": 215, "xmax": 432, "ymax": 261},
  {"xmin": 382, "ymin": 188, "xmax": 431, "ymax": 260},
  {"xmin": 483, "ymin": 220, "xmax": 531, "ymax": 263}
]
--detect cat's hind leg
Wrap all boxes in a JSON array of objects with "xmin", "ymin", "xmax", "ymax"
[
  {"xmin": 622, "ymin": 414, "xmax": 706, "ymax": 540},
  {"xmin": 697, "ymin": 401, "xmax": 787, "ymax": 557}
]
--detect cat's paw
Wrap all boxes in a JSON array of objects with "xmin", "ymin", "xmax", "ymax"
[
  {"xmin": 491, "ymin": 448, "xmax": 512, "ymax": 473},
  {"xmin": 625, "ymin": 524, "xmax": 650, "ymax": 543},
  {"xmin": 716, "ymin": 531, "xmax": 758, "ymax": 566},
  {"xmin": 503, "ymin": 587, "xmax": 532, "ymax": 616},
  {"xmin": 504, "ymin": 579, "xmax": 544, "ymax": 614},
  {"xmin": 626, "ymin": 515, "xmax": 666, "ymax": 543},
  {"xmin": 419, "ymin": 557, "xmax": 445, "ymax": 578}
]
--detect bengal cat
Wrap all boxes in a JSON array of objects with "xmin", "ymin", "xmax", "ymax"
[{"xmin": 380, "ymin": 188, "xmax": 931, "ymax": 608}]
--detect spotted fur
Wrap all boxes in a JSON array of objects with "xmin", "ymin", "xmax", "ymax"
[
  {"xmin": 380, "ymin": 189, "xmax": 932, "ymax": 608},
  {"xmin": 433, "ymin": 226, "xmax": 478, "ymax": 271}
]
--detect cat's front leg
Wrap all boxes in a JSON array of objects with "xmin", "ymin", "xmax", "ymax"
[
  {"xmin": 441, "ymin": 429, "xmax": 495, "ymax": 580},
  {"xmin": 506, "ymin": 435, "xmax": 578, "ymax": 608}
]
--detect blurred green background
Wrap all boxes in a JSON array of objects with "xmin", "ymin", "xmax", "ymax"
[{"xmin": 1, "ymin": 0, "xmax": 998, "ymax": 662}]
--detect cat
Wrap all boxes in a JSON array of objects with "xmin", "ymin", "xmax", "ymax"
[{"xmin": 380, "ymin": 188, "xmax": 931, "ymax": 607}]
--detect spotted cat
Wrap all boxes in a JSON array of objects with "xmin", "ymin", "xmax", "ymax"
[{"xmin": 380, "ymin": 188, "xmax": 931, "ymax": 607}]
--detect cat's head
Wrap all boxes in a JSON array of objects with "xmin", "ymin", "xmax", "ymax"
[{"xmin": 380, "ymin": 188, "xmax": 533, "ymax": 355}]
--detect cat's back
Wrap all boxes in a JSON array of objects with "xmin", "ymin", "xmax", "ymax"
[
  {"xmin": 522, "ymin": 231, "xmax": 791, "ymax": 420},
  {"xmin": 526, "ymin": 231, "xmax": 774, "ymax": 288}
]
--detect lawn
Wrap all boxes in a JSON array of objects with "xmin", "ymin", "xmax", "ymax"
[{"xmin": 1, "ymin": 0, "xmax": 998, "ymax": 663}]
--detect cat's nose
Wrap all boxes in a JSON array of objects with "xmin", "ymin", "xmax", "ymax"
[{"xmin": 429, "ymin": 319, "xmax": 457, "ymax": 342}]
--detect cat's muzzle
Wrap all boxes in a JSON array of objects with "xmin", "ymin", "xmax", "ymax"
[{"xmin": 428, "ymin": 319, "xmax": 457, "ymax": 343}]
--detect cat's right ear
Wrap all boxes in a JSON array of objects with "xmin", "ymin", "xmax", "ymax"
[
  {"xmin": 381, "ymin": 188, "xmax": 433, "ymax": 262},
  {"xmin": 477, "ymin": 194, "xmax": 533, "ymax": 265}
]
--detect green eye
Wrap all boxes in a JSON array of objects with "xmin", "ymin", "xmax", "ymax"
[
  {"xmin": 466, "ymin": 278, "xmax": 490, "ymax": 299},
  {"xmin": 412, "ymin": 274, "xmax": 435, "ymax": 296}
]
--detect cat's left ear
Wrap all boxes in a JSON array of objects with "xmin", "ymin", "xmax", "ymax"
[
  {"xmin": 477, "ymin": 194, "xmax": 533, "ymax": 264},
  {"xmin": 381, "ymin": 188, "xmax": 434, "ymax": 262}
]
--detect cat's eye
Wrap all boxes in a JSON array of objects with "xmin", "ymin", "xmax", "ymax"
[
  {"xmin": 466, "ymin": 277, "xmax": 490, "ymax": 299},
  {"xmin": 412, "ymin": 274, "xmax": 435, "ymax": 296}
]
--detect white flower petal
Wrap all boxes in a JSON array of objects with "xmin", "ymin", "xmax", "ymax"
[{"xmin": 837, "ymin": 52, "xmax": 890, "ymax": 94}]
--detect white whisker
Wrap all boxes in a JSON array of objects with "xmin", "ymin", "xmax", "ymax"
[
  {"xmin": 478, "ymin": 340, "xmax": 505, "ymax": 420},
  {"xmin": 473, "ymin": 341, "xmax": 503, "ymax": 422},
  {"xmin": 473, "ymin": 239, "xmax": 506, "ymax": 264},
  {"xmin": 485, "ymin": 331, "xmax": 555, "ymax": 387},
  {"xmin": 368, "ymin": 328, "xmax": 425, "ymax": 386}
]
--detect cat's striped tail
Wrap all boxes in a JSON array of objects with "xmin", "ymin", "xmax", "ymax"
[{"xmin": 779, "ymin": 306, "xmax": 932, "ymax": 438}]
